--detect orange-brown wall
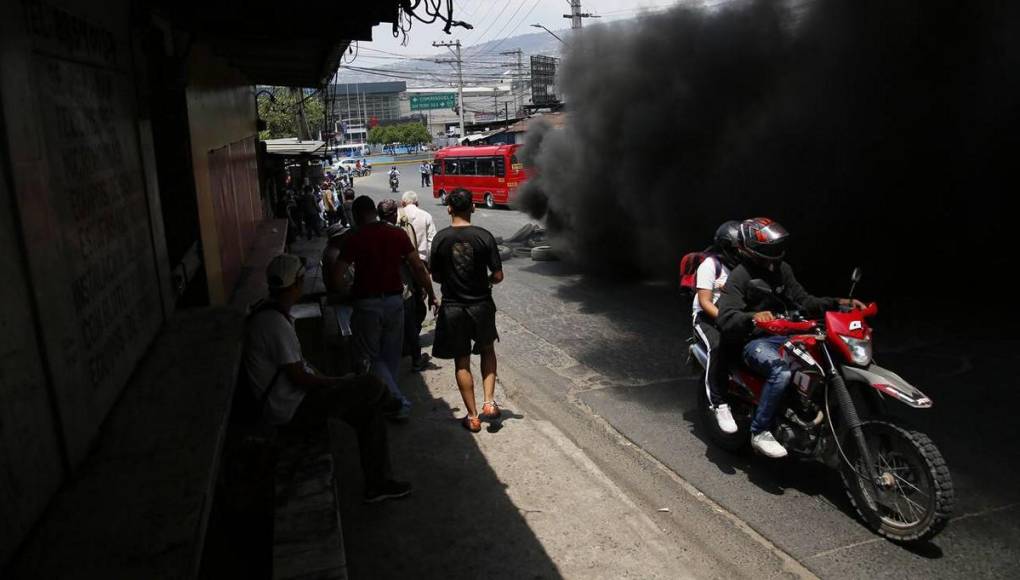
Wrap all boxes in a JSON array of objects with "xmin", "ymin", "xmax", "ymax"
[{"xmin": 184, "ymin": 44, "xmax": 260, "ymax": 304}]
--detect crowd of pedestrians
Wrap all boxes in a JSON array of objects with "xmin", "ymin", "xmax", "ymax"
[{"xmin": 247, "ymin": 181, "xmax": 504, "ymax": 502}]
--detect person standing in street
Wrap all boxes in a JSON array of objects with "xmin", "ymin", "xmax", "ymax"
[
  {"xmin": 420, "ymin": 161, "xmax": 430, "ymax": 187},
  {"xmin": 429, "ymin": 189, "xmax": 504, "ymax": 433},
  {"xmin": 337, "ymin": 196, "xmax": 437, "ymax": 420}
]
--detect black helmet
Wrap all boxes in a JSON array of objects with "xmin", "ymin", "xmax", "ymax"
[
  {"xmin": 713, "ymin": 220, "xmax": 742, "ymax": 265},
  {"xmin": 739, "ymin": 217, "xmax": 789, "ymax": 262}
]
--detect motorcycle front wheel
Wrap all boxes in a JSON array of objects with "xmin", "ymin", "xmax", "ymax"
[{"xmin": 840, "ymin": 420, "xmax": 954, "ymax": 542}]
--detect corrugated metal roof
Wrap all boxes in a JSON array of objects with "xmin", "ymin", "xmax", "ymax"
[{"xmin": 264, "ymin": 138, "xmax": 326, "ymax": 156}]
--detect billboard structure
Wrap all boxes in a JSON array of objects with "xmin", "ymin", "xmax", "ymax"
[{"xmin": 530, "ymin": 55, "xmax": 559, "ymax": 106}]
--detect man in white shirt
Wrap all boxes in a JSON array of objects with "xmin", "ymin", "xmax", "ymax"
[
  {"xmin": 399, "ymin": 191, "xmax": 438, "ymax": 371},
  {"xmin": 400, "ymin": 191, "xmax": 437, "ymax": 262},
  {"xmin": 692, "ymin": 221, "xmax": 741, "ymax": 436},
  {"xmin": 244, "ymin": 254, "xmax": 411, "ymax": 503}
]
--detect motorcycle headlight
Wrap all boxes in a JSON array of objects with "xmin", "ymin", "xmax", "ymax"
[{"xmin": 840, "ymin": 335, "xmax": 872, "ymax": 366}]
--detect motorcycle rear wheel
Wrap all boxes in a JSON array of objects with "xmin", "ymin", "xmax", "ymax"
[{"xmin": 839, "ymin": 420, "xmax": 954, "ymax": 542}]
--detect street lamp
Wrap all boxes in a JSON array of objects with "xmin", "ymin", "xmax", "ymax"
[{"xmin": 530, "ymin": 23, "xmax": 565, "ymax": 44}]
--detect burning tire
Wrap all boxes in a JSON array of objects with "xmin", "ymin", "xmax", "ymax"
[
  {"xmin": 530, "ymin": 245, "xmax": 558, "ymax": 261},
  {"xmin": 839, "ymin": 420, "xmax": 954, "ymax": 542}
]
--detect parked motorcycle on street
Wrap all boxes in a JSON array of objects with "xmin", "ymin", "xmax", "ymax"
[{"xmin": 690, "ymin": 268, "xmax": 954, "ymax": 542}]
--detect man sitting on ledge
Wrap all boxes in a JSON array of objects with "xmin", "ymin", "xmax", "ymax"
[{"xmin": 243, "ymin": 254, "xmax": 411, "ymax": 503}]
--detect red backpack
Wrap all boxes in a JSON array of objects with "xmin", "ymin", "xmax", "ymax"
[{"xmin": 679, "ymin": 251, "xmax": 722, "ymax": 296}]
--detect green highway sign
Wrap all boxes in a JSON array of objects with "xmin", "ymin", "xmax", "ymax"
[{"xmin": 410, "ymin": 93, "xmax": 457, "ymax": 111}]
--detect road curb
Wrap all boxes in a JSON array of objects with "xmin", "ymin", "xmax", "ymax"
[{"xmin": 496, "ymin": 358, "xmax": 819, "ymax": 580}]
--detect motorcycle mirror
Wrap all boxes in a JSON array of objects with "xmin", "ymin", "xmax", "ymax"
[{"xmin": 848, "ymin": 267, "xmax": 862, "ymax": 299}]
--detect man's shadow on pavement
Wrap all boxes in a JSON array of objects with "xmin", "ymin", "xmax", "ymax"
[{"xmin": 331, "ymin": 370, "xmax": 558, "ymax": 580}]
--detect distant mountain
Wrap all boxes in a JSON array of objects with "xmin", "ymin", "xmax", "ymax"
[{"xmin": 339, "ymin": 28, "xmax": 569, "ymax": 89}]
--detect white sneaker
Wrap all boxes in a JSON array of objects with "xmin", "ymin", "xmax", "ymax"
[
  {"xmin": 714, "ymin": 404, "xmax": 738, "ymax": 434},
  {"xmin": 751, "ymin": 431, "xmax": 788, "ymax": 458}
]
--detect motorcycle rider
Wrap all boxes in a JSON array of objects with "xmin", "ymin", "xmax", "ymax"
[
  {"xmin": 389, "ymin": 166, "xmax": 400, "ymax": 191},
  {"xmin": 716, "ymin": 217, "xmax": 865, "ymax": 458},
  {"xmin": 693, "ymin": 221, "xmax": 742, "ymax": 435}
]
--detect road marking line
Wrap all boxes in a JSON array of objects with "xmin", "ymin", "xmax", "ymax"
[
  {"xmin": 949, "ymin": 501, "xmax": 1020, "ymax": 522},
  {"xmin": 805, "ymin": 538, "xmax": 883, "ymax": 560}
]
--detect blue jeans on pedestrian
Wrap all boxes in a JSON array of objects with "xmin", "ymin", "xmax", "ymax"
[
  {"xmin": 743, "ymin": 336, "xmax": 793, "ymax": 434},
  {"xmin": 352, "ymin": 295, "xmax": 408, "ymax": 409}
]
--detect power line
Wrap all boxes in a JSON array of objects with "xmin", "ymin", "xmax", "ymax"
[
  {"xmin": 465, "ymin": 0, "xmax": 512, "ymax": 47},
  {"xmin": 477, "ymin": 0, "xmax": 543, "ymax": 56}
]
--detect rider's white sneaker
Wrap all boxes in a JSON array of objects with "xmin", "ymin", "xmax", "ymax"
[
  {"xmin": 751, "ymin": 431, "xmax": 788, "ymax": 458},
  {"xmin": 714, "ymin": 404, "xmax": 738, "ymax": 434}
]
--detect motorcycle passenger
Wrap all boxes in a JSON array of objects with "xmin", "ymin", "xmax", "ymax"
[
  {"xmin": 693, "ymin": 221, "xmax": 742, "ymax": 435},
  {"xmin": 716, "ymin": 218, "xmax": 865, "ymax": 459}
]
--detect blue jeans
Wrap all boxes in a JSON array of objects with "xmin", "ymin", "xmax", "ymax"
[
  {"xmin": 743, "ymin": 336, "xmax": 793, "ymax": 434},
  {"xmin": 352, "ymin": 295, "xmax": 408, "ymax": 408}
]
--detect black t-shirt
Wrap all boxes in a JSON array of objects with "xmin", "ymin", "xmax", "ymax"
[{"xmin": 430, "ymin": 225, "xmax": 502, "ymax": 304}]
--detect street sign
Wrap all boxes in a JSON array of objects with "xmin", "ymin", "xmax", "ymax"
[{"xmin": 410, "ymin": 93, "xmax": 457, "ymax": 111}]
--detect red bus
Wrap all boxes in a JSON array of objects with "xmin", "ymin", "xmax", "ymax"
[{"xmin": 432, "ymin": 144, "xmax": 527, "ymax": 208}]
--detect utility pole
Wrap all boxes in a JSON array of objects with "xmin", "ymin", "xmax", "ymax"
[
  {"xmin": 292, "ymin": 87, "xmax": 310, "ymax": 141},
  {"xmin": 500, "ymin": 49, "xmax": 523, "ymax": 118},
  {"xmin": 563, "ymin": 0, "xmax": 599, "ymax": 29},
  {"xmin": 433, "ymin": 39, "xmax": 465, "ymax": 139}
]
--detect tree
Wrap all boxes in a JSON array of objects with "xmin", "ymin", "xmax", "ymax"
[
  {"xmin": 367, "ymin": 121, "xmax": 430, "ymax": 146},
  {"xmin": 257, "ymin": 87, "xmax": 324, "ymax": 140},
  {"xmin": 367, "ymin": 125, "xmax": 392, "ymax": 145}
]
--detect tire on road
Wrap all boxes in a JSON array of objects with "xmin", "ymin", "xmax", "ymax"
[
  {"xmin": 839, "ymin": 420, "xmax": 954, "ymax": 543},
  {"xmin": 498, "ymin": 245, "xmax": 512, "ymax": 261},
  {"xmin": 512, "ymin": 246, "xmax": 534, "ymax": 258},
  {"xmin": 530, "ymin": 245, "xmax": 559, "ymax": 261}
]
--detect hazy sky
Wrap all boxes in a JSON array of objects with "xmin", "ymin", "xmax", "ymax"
[{"xmin": 358, "ymin": 0, "xmax": 682, "ymax": 59}]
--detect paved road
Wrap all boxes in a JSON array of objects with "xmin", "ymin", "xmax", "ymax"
[{"xmin": 351, "ymin": 171, "xmax": 1020, "ymax": 578}]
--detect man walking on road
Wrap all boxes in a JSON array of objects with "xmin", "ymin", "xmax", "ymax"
[
  {"xmin": 400, "ymin": 192, "xmax": 438, "ymax": 371},
  {"xmin": 337, "ymin": 196, "xmax": 437, "ymax": 420},
  {"xmin": 429, "ymin": 189, "xmax": 504, "ymax": 433}
]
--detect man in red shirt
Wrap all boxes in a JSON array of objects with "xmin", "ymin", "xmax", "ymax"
[{"xmin": 338, "ymin": 196, "xmax": 436, "ymax": 420}]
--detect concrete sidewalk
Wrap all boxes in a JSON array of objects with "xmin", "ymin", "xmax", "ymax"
[{"xmin": 333, "ymin": 353, "xmax": 703, "ymax": 579}]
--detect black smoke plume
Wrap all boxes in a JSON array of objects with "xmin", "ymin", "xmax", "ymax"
[{"xmin": 517, "ymin": 0, "xmax": 1018, "ymax": 310}]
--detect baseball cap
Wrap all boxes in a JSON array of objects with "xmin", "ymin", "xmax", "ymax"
[
  {"xmin": 266, "ymin": 254, "xmax": 306, "ymax": 291},
  {"xmin": 448, "ymin": 189, "xmax": 473, "ymax": 212}
]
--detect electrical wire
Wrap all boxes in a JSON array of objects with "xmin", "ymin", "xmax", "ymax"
[{"xmin": 474, "ymin": 0, "xmax": 538, "ymax": 56}]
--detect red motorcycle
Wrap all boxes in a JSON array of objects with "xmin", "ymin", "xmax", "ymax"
[{"xmin": 689, "ymin": 269, "xmax": 954, "ymax": 542}]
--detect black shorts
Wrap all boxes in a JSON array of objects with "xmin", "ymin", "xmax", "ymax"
[{"xmin": 432, "ymin": 300, "xmax": 499, "ymax": 359}]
